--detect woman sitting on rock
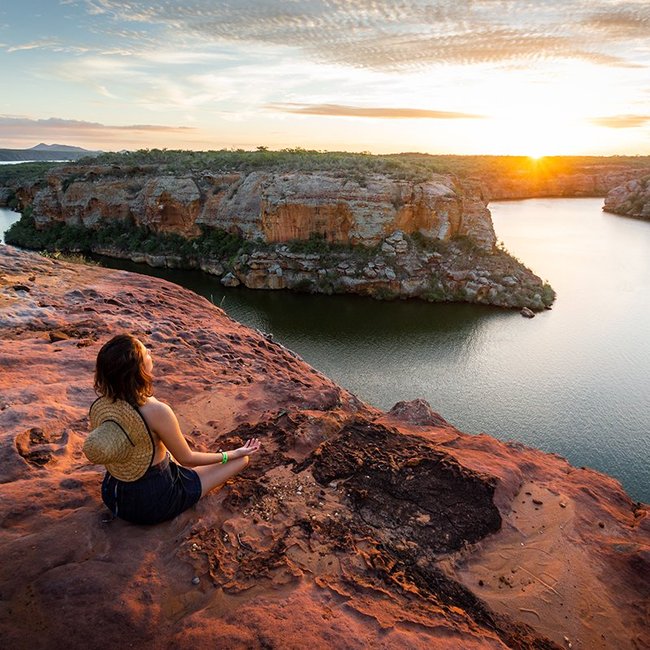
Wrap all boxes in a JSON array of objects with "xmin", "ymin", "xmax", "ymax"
[{"xmin": 83, "ymin": 333, "xmax": 260, "ymax": 525}]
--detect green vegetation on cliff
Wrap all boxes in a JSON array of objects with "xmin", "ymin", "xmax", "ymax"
[
  {"xmin": 5, "ymin": 213, "xmax": 555, "ymax": 310},
  {"xmin": 3, "ymin": 149, "xmax": 645, "ymax": 189},
  {"xmin": 0, "ymin": 162, "xmax": 61, "ymax": 186},
  {"xmin": 5, "ymin": 213, "xmax": 384, "ymax": 266},
  {"xmin": 5, "ymin": 214, "xmax": 257, "ymax": 261},
  {"xmin": 78, "ymin": 149, "xmax": 650, "ymax": 184}
]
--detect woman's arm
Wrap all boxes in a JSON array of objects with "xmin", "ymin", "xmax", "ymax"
[{"xmin": 144, "ymin": 399, "xmax": 259, "ymax": 467}]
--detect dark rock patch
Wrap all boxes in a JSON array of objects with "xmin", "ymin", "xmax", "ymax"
[
  {"xmin": 305, "ymin": 420, "xmax": 501, "ymax": 554},
  {"xmin": 14, "ymin": 427, "xmax": 67, "ymax": 467}
]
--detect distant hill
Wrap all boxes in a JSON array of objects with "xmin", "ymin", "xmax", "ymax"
[
  {"xmin": 29, "ymin": 143, "xmax": 92, "ymax": 153},
  {"xmin": 0, "ymin": 144, "xmax": 101, "ymax": 162}
]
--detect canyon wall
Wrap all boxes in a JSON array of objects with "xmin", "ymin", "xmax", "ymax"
[
  {"xmin": 482, "ymin": 169, "xmax": 646, "ymax": 201},
  {"xmin": 7, "ymin": 164, "xmax": 560, "ymax": 311},
  {"xmin": 22, "ymin": 165, "xmax": 497, "ymax": 250},
  {"xmin": 19, "ymin": 157, "xmax": 650, "ymax": 310}
]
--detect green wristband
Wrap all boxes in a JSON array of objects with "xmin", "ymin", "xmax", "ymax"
[{"xmin": 221, "ymin": 451, "xmax": 228, "ymax": 464}]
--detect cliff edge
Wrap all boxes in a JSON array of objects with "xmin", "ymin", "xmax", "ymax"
[
  {"xmin": 3, "ymin": 161, "xmax": 555, "ymax": 311},
  {"xmin": 0, "ymin": 246, "xmax": 647, "ymax": 649}
]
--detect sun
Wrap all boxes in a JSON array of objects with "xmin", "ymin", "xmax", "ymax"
[
  {"xmin": 480, "ymin": 74, "xmax": 601, "ymax": 156},
  {"xmin": 492, "ymin": 113, "xmax": 591, "ymax": 157}
]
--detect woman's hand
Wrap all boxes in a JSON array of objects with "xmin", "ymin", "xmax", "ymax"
[{"xmin": 232, "ymin": 438, "xmax": 261, "ymax": 460}]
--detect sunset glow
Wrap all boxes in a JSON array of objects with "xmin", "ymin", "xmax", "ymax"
[{"xmin": 0, "ymin": 1, "xmax": 649, "ymax": 154}]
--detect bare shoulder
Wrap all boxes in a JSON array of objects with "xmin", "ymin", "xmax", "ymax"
[{"xmin": 139, "ymin": 397, "xmax": 176, "ymax": 426}]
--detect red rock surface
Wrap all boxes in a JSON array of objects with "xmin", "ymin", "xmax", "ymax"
[{"xmin": 0, "ymin": 246, "xmax": 647, "ymax": 650}]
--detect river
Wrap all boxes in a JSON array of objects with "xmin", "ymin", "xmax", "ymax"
[{"xmin": 2, "ymin": 199, "xmax": 648, "ymax": 502}]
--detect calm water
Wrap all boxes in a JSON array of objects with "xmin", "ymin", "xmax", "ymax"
[
  {"xmin": 2, "ymin": 200, "xmax": 648, "ymax": 502},
  {"xmin": 0, "ymin": 208, "xmax": 18, "ymax": 243}
]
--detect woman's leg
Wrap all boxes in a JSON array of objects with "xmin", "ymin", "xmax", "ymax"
[{"xmin": 193, "ymin": 456, "xmax": 250, "ymax": 497}]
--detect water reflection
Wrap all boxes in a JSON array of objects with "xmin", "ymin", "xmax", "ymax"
[
  {"xmin": 0, "ymin": 208, "xmax": 18, "ymax": 244},
  {"xmin": 97, "ymin": 255, "xmax": 493, "ymax": 353}
]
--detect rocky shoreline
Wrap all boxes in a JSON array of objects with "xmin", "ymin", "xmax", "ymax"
[
  {"xmin": 603, "ymin": 176, "xmax": 650, "ymax": 220},
  {"xmin": 77, "ymin": 232, "xmax": 552, "ymax": 311}
]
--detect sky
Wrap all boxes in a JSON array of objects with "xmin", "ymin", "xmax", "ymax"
[{"xmin": 1, "ymin": 0, "xmax": 649, "ymax": 156}]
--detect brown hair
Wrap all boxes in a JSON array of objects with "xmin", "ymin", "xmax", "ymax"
[{"xmin": 94, "ymin": 334, "xmax": 153, "ymax": 406}]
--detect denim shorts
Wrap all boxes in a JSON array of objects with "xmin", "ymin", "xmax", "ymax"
[{"xmin": 101, "ymin": 454, "xmax": 202, "ymax": 525}]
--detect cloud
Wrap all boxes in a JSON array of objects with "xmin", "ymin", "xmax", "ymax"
[
  {"xmin": 0, "ymin": 116, "xmax": 194, "ymax": 132},
  {"xmin": 0, "ymin": 115, "xmax": 205, "ymax": 150},
  {"xmin": 5, "ymin": 39, "xmax": 89, "ymax": 54},
  {"xmin": 0, "ymin": 116, "xmax": 195, "ymax": 148},
  {"xmin": 73, "ymin": 1, "xmax": 649, "ymax": 70},
  {"xmin": 267, "ymin": 103, "xmax": 484, "ymax": 119},
  {"xmin": 583, "ymin": 7, "xmax": 650, "ymax": 39},
  {"xmin": 590, "ymin": 115, "xmax": 650, "ymax": 128},
  {"xmin": 6, "ymin": 39, "xmax": 60, "ymax": 53}
]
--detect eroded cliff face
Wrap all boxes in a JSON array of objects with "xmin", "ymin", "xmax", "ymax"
[
  {"xmin": 603, "ymin": 176, "xmax": 650, "ymax": 220},
  {"xmin": 24, "ymin": 165, "xmax": 497, "ymax": 250},
  {"xmin": 31, "ymin": 170, "xmax": 204, "ymax": 237},
  {"xmin": 8, "ymin": 164, "xmax": 558, "ymax": 311},
  {"xmin": 480, "ymin": 167, "xmax": 650, "ymax": 201},
  {"xmin": 230, "ymin": 234, "xmax": 552, "ymax": 311},
  {"xmin": 0, "ymin": 246, "xmax": 647, "ymax": 650}
]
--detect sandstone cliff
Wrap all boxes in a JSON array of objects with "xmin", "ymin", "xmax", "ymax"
[
  {"xmin": 0, "ymin": 246, "xmax": 647, "ymax": 650},
  {"xmin": 22, "ymin": 164, "xmax": 496, "ymax": 249},
  {"xmin": 10, "ymin": 152, "xmax": 650, "ymax": 312},
  {"xmin": 481, "ymin": 167, "xmax": 648, "ymax": 201},
  {"xmin": 4, "ymin": 163, "xmax": 557, "ymax": 311},
  {"xmin": 426, "ymin": 155, "xmax": 650, "ymax": 202},
  {"xmin": 3, "ymin": 154, "xmax": 650, "ymax": 208},
  {"xmin": 603, "ymin": 176, "xmax": 650, "ymax": 220}
]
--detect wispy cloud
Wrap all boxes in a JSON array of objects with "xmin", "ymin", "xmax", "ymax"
[
  {"xmin": 0, "ymin": 116, "xmax": 193, "ymax": 131},
  {"xmin": 590, "ymin": 115, "xmax": 650, "ymax": 128},
  {"xmin": 0, "ymin": 115, "xmax": 194, "ymax": 139},
  {"xmin": 2, "ymin": 1, "xmax": 648, "ymax": 154},
  {"xmin": 5, "ymin": 39, "xmax": 89, "ymax": 54},
  {"xmin": 72, "ymin": 1, "xmax": 650, "ymax": 70},
  {"xmin": 6, "ymin": 39, "xmax": 60, "ymax": 53},
  {"xmin": 0, "ymin": 115, "xmax": 198, "ymax": 149},
  {"xmin": 267, "ymin": 103, "xmax": 484, "ymax": 120},
  {"xmin": 583, "ymin": 7, "xmax": 650, "ymax": 39}
]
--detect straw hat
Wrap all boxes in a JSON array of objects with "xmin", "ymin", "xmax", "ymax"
[{"xmin": 84, "ymin": 397, "xmax": 155, "ymax": 482}]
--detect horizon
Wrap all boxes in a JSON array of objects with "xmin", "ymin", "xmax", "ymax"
[
  {"xmin": 1, "ymin": 1, "xmax": 649, "ymax": 157},
  {"xmin": 8, "ymin": 139, "xmax": 650, "ymax": 160},
  {"xmin": 5, "ymin": 143, "xmax": 650, "ymax": 161}
]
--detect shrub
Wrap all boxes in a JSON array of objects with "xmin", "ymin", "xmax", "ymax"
[
  {"xmin": 541, "ymin": 283, "xmax": 556, "ymax": 306},
  {"xmin": 41, "ymin": 251, "xmax": 99, "ymax": 266},
  {"xmin": 370, "ymin": 286, "xmax": 398, "ymax": 300},
  {"xmin": 422, "ymin": 277, "xmax": 447, "ymax": 302},
  {"xmin": 287, "ymin": 232, "xmax": 329, "ymax": 254},
  {"xmin": 292, "ymin": 278, "xmax": 315, "ymax": 293},
  {"xmin": 408, "ymin": 231, "xmax": 446, "ymax": 253},
  {"xmin": 196, "ymin": 225, "xmax": 250, "ymax": 258},
  {"xmin": 5, "ymin": 214, "xmax": 257, "ymax": 266},
  {"xmin": 0, "ymin": 162, "xmax": 59, "ymax": 186}
]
